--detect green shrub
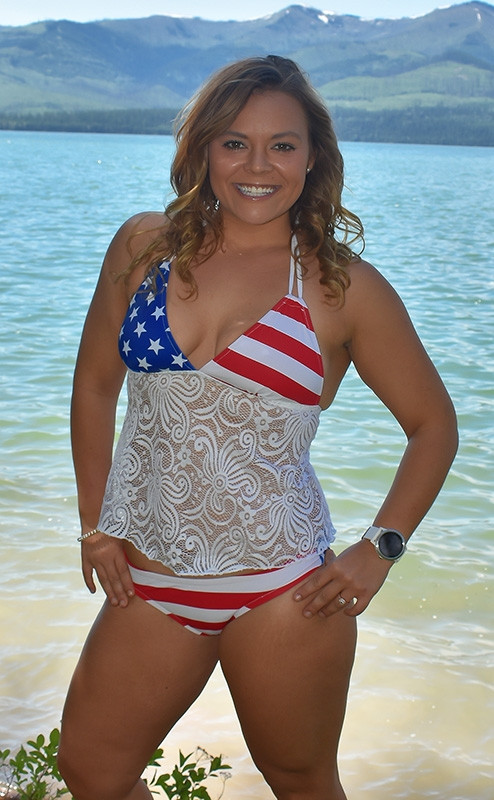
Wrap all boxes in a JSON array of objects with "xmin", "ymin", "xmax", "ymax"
[
  {"xmin": 0, "ymin": 729, "xmax": 68, "ymax": 799},
  {"xmin": 145, "ymin": 747, "xmax": 231, "ymax": 799},
  {"xmin": 0, "ymin": 729, "xmax": 231, "ymax": 800}
]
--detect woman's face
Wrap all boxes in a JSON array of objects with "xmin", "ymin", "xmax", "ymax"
[{"xmin": 208, "ymin": 90, "xmax": 313, "ymax": 231}]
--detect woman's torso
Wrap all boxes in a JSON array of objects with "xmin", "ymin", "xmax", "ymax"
[
  {"xmin": 109, "ymin": 227, "xmax": 355, "ymax": 576},
  {"xmin": 121, "ymin": 232, "xmax": 353, "ymax": 408}
]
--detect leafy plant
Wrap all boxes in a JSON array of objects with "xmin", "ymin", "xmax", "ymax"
[
  {"xmin": 145, "ymin": 747, "xmax": 231, "ymax": 800},
  {"xmin": 0, "ymin": 729, "xmax": 68, "ymax": 799},
  {"xmin": 0, "ymin": 730, "xmax": 231, "ymax": 800}
]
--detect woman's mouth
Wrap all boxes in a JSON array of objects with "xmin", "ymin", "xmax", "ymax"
[{"xmin": 235, "ymin": 184, "xmax": 277, "ymax": 198}]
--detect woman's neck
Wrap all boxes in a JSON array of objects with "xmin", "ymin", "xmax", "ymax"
[{"xmin": 219, "ymin": 215, "xmax": 292, "ymax": 256}]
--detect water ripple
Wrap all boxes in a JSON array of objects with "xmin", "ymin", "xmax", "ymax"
[{"xmin": 1, "ymin": 133, "xmax": 492, "ymax": 798}]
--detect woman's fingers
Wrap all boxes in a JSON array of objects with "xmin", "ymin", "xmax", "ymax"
[
  {"xmin": 293, "ymin": 549, "xmax": 351, "ymax": 617},
  {"xmin": 98, "ymin": 567, "xmax": 129, "ymax": 607},
  {"xmin": 293, "ymin": 543, "xmax": 391, "ymax": 619},
  {"xmin": 299, "ymin": 583, "xmax": 368, "ymax": 619},
  {"xmin": 319, "ymin": 593, "xmax": 366, "ymax": 618},
  {"xmin": 81, "ymin": 535, "xmax": 134, "ymax": 607},
  {"xmin": 82, "ymin": 560, "xmax": 97, "ymax": 595},
  {"xmin": 292, "ymin": 548, "xmax": 336, "ymax": 602}
]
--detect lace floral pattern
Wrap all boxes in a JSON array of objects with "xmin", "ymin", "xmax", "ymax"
[{"xmin": 98, "ymin": 371, "xmax": 335, "ymax": 575}]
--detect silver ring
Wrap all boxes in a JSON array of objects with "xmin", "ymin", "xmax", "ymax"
[{"xmin": 337, "ymin": 595, "xmax": 347, "ymax": 606}]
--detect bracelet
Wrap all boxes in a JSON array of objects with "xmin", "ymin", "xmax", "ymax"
[{"xmin": 77, "ymin": 528, "xmax": 102, "ymax": 542}]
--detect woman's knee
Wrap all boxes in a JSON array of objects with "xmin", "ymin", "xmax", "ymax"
[
  {"xmin": 257, "ymin": 759, "xmax": 346, "ymax": 800},
  {"xmin": 57, "ymin": 741, "xmax": 96, "ymax": 800},
  {"xmin": 57, "ymin": 744, "xmax": 104, "ymax": 800},
  {"xmin": 57, "ymin": 734, "xmax": 148, "ymax": 800}
]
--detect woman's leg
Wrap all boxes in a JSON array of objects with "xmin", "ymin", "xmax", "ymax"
[
  {"xmin": 219, "ymin": 586, "xmax": 357, "ymax": 800},
  {"xmin": 58, "ymin": 597, "xmax": 219, "ymax": 800}
]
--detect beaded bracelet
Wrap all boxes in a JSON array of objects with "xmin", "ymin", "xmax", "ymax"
[{"xmin": 77, "ymin": 528, "xmax": 101, "ymax": 542}]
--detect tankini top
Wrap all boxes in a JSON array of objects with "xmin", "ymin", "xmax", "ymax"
[{"xmin": 97, "ymin": 248, "xmax": 335, "ymax": 575}]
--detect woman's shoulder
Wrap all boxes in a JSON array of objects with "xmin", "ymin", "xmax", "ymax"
[
  {"xmin": 344, "ymin": 257, "xmax": 403, "ymax": 309},
  {"xmin": 346, "ymin": 256, "xmax": 384, "ymax": 284},
  {"xmin": 108, "ymin": 211, "xmax": 167, "ymax": 257},
  {"xmin": 102, "ymin": 211, "xmax": 168, "ymax": 287},
  {"xmin": 332, "ymin": 257, "xmax": 414, "ymax": 343}
]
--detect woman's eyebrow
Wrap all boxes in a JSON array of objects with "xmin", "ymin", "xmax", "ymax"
[{"xmin": 222, "ymin": 129, "xmax": 303, "ymax": 140}]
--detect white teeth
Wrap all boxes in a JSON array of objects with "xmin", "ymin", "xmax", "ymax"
[{"xmin": 237, "ymin": 184, "xmax": 275, "ymax": 197}]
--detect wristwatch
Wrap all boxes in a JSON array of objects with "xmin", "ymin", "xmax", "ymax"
[{"xmin": 361, "ymin": 526, "xmax": 407, "ymax": 562}]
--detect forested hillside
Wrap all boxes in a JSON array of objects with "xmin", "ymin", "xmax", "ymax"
[{"xmin": 1, "ymin": 2, "xmax": 492, "ymax": 145}]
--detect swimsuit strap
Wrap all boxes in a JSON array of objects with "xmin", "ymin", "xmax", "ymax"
[{"xmin": 288, "ymin": 235, "xmax": 304, "ymax": 299}]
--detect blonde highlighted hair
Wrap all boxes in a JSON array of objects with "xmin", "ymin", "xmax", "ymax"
[{"xmin": 127, "ymin": 55, "xmax": 364, "ymax": 301}]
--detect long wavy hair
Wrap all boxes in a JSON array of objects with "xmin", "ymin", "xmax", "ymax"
[{"xmin": 126, "ymin": 55, "xmax": 364, "ymax": 302}]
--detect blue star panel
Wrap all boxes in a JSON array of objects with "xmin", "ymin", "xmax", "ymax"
[{"xmin": 118, "ymin": 262, "xmax": 194, "ymax": 373}]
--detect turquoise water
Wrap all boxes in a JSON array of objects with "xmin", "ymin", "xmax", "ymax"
[{"xmin": 0, "ymin": 130, "xmax": 492, "ymax": 798}]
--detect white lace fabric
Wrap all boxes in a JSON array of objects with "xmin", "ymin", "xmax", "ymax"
[{"xmin": 98, "ymin": 371, "xmax": 335, "ymax": 575}]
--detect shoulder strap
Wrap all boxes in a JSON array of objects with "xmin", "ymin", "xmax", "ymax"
[{"xmin": 288, "ymin": 235, "xmax": 304, "ymax": 298}]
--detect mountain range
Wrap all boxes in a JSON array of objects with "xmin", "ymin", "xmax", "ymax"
[{"xmin": 0, "ymin": 2, "xmax": 492, "ymax": 145}]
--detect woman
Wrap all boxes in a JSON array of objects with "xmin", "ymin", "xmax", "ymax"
[{"xmin": 58, "ymin": 56, "xmax": 457, "ymax": 800}]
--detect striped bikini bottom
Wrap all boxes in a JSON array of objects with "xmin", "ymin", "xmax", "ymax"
[{"xmin": 127, "ymin": 552, "xmax": 323, "ymax": 636}]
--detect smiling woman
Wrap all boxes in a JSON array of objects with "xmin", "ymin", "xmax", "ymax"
[
  {"xmin": 130, "ymin": 55, "xmax": 362, "ymax": 304},
  {"xmin": 208, "ymin": 92, "xmax": 313, "ymax": 229},
  {"xmin": 56, "ymin": 55, "xmax": 457, "ymax": 800}
]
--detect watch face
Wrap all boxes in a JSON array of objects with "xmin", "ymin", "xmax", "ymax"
[{"xmin": 379, "ymin": 530, "xmax": 404, "ymax": 558}]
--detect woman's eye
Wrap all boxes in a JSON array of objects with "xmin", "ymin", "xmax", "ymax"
[
  {"xmin": 273, "ymin": 142, "xmax": 295, "ymax": 152},
  {"xmin": 222, "ymin": 140, "xmax": 245, "ymax": 150}
]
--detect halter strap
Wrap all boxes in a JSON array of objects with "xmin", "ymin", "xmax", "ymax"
[{"xmin": 288, "ymin": 236, "xmax": 304, "ymax": 299}]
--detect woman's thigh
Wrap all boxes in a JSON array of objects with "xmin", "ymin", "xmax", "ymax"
[
  {"xmin": 219, "ymin": 588, "xmax": 357, "ymax": 797},
  {"xmin": 59, "ymin": 596, "xmax": 219, "ymax": 793}
]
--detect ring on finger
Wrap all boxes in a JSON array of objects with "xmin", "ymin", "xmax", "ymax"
[{"xmin": 337, "ymin": 594, "xmax": 347, "ymax": 606}]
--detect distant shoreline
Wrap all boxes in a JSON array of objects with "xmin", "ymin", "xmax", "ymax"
[
  {"xmin": 2, "ymin": 4, "xmax": 492, "ymax": 148},
  {"xmin": 1, "ymin": 104, "xmax": 492, "ymax": 147}
]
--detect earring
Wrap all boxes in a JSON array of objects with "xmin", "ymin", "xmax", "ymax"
[
  {"xmin": 214, "ymin": 198, "xmax": 220, "ymax": 212},
  {"xmin": 306, "ymin": 167, "xmax": 311, "ymax": 174}
]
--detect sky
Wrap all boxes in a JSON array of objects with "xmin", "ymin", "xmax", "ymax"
[{"xmin": 0, "ymin": 1, "xmax": 475, "ymax": 27}]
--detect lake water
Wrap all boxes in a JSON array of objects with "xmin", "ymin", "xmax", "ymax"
[{"xmin": 0, "ymin": 130, "xmax": 492, "ymax": 798}]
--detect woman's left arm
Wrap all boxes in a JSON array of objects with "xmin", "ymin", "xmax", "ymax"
[{"xmin": 295, "ymin": 261, "xmax": 458, "ymax": 618}]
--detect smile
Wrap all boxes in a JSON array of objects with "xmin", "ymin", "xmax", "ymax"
[{"xmin": 235, "ymin": 184, "xmax": 278, "ymax": 198}]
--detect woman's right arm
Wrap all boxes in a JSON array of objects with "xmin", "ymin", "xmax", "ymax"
[{"xmin": 71, "ymin": 213, "xmax": 160, "ymax": 607}]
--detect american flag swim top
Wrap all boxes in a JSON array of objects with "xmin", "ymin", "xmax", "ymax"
[{"xmin": 119, "ymin": 253, "xmax": 324, "ymax": 406}]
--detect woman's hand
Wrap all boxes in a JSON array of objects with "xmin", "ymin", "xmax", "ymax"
[
  {"xmin": 80, "ymin": 533, "xmax": 135, "ymax": 608},
  {"xmin": 294, "ymin": 542, "xmax": 393, "ymax": 618}
]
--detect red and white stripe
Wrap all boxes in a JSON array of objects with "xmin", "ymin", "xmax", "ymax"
[
  {"xmin": 128, "ymin": 552, "xmax": 322, "ymax": 635},
  {"xmin": 203, "ymin": 296, "xmax": 324, "ymax": 406}
]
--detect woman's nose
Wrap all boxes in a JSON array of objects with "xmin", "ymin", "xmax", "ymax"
[{"xmin": 246, "ymin": 146, "xmax": 271, "ymax": 172}]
